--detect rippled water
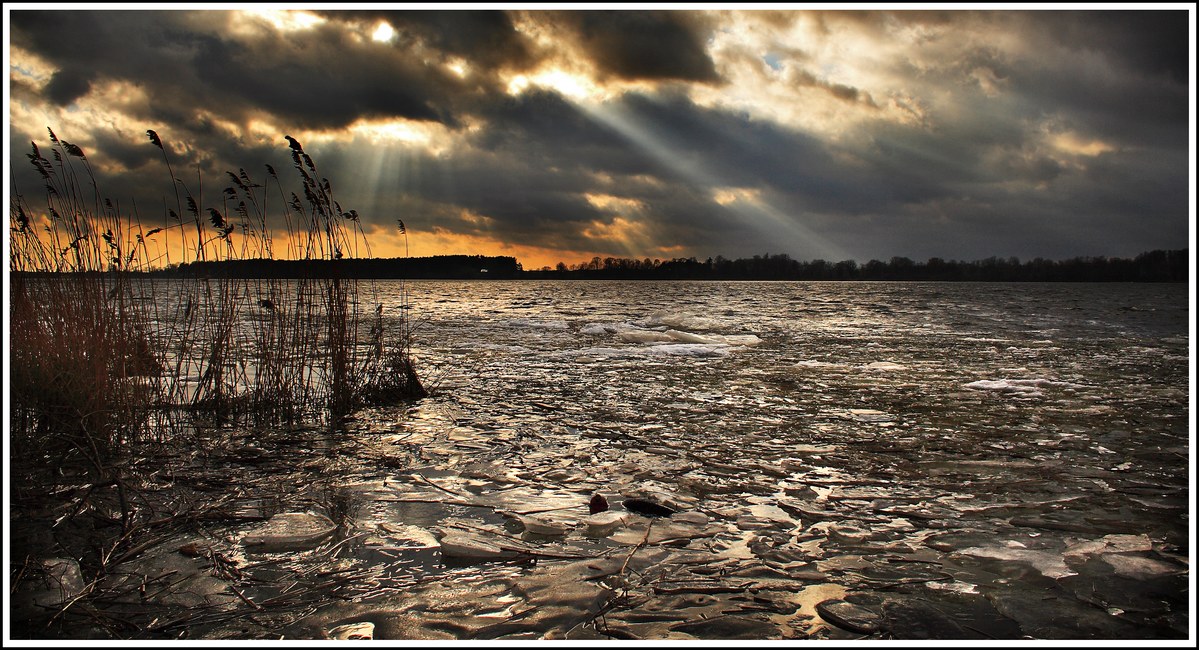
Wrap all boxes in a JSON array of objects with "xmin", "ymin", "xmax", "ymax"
[{"xmin": 14, "ymin": 280, "xmax": 1190, "ymax": 641}]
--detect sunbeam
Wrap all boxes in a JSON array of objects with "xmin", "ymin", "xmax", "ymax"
[{"xmin": 570, "ymin": 95, "xmax": 852, "ymax": 262}]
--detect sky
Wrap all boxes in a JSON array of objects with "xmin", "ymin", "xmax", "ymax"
[{"xmin": 5, "ymin": 5, "xmax": 1195, "ymax": 270}]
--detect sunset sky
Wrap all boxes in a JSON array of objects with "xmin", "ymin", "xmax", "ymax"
[{"xmin": 6, "ymin": 6, "xmax": 1194, "ymax": 270}]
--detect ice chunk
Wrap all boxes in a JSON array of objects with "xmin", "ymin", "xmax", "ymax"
[
  {"xmin": 436, "ymin": 531, "xmax": 518, "ymax": 560},
  {"xmin": 1064, "ymin": 534, "xmax": 1153, "ymax": 557},
  {"xmin": 638, "ymin": 310, "xmax": 728, "ymax": 331},
  {"xmin": 959, "ymin": 546, "xmax": 1076, "ymax": 579},
  {"xmin": 619, "ymin": 330, "xmax": 676, "ymax": 343},
  {"xmin": 666, "ymin": 329, "xmax": 720, "ymax": 344},
  {"xmin": 517, "ymin": 514, "xmax": 571, "ymax": 536},
  {"xmin": 863, "ymin": 361, "xmax": 906, "ymax": 371},
  {"xmin": 585, "ymin": 511, "xmax": 628, "ymax": 537},
  {"xmin": 242, "ymin": 512, "xmax": 336, "ymax": 552},
  {"xmin": 1102, "ymin": 554, "xmax": 1184, "ymax": 579}
]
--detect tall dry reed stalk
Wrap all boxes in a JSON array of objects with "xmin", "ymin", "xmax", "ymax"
[
  {"xmin": 10, "ymin": 131, "xmax": 168, "ymax": 477},
  {"xmin": 9, "ymin": 127, "xmax": 425, "ymax": 475}
]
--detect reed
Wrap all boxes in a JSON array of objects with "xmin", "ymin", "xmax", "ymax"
[
  {"xmin": 10, "ymin": 133, "xmax": 167, "ymax": 474},
  {"xmin": 9, "ymin": 128, "xmax": 426, "ymax": 642},
  {"xmin": 9, "ymin": 128, "xmax": 425, "ymax": 474}
]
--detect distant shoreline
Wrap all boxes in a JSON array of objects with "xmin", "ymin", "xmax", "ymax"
[{"xmin": 11, "ymin": 249, "xmax": 1188, "ymax": 283}]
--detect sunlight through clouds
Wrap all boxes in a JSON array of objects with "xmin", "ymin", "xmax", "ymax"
[
  {"xmin": 371, "ymin": 21, "xmax": 397, "ymax": 43},
  {"xmin": 570, "ymin": 95, "xmax": 850, "ymax": 261},
  {"xmin": 241, "ymin": 8, "xmax": 324, "ymax": 33},
  {"xmin": 6, "ymin": 9, "xmax": 1189, "ymax": 266}
]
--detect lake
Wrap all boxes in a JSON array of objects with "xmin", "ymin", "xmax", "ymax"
[{"xmin": 12, "ymin": 280, "xmax": 1191, "ymax": 640}]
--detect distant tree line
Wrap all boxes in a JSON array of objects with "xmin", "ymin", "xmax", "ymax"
[
  {"xmin": 525, "ymin": 249, "xmax": 1189, "ymax": 282},
  {"xmin": 23, "ymin": 250, "xmax": 1185, "ymax": 282}
]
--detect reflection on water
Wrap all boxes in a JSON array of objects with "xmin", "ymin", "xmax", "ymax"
[{"xmin": 12, "ymin": 281, "xmax": 1190, "ymax": 640}]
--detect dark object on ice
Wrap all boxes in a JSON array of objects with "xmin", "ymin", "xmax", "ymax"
[
  {"xmin": 258, "ymin": 298, "xmax": 275, "ymax": 310},
  {"xmin": 589, "ymin": 493, "xmax": 608, "ymax": 514},
  {"xmin": 622, "ymin": 498, "xmax": 676, "ymax": 517}
]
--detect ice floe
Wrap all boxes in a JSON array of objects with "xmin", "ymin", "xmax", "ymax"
[
  {"xmin": 637, "ymin": 310, "xmax": 729, "ymax": 331},
  {"xmin": 958, "ymin": 545, "xmax": 1076, "ymax": 579}
]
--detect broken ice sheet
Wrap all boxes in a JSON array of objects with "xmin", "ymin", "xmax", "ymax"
[
  {"xmin": 958, "ymin": 545, "xmax": 1076, "ymax": 580},
  {"xmin": 1063, "ymin": 534, "xmax": 1153, "ymax": 558}
]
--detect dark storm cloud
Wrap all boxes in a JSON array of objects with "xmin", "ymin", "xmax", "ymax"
[
  {"xmin": 317, "ymin": 9, "xmax": 535, "ymax": 72},
  {"xmin": 7, "ymin": 9, "xmax": 1190, "ymax": 265},
  {"xmin": 1040, "ymin": 10, "xmax": 1190, "ymax": 83},
  {"xmin": 189, "ymin": 31, "xmax": 452, "ymax": 129},
  {"xmin": 470, "ymin": 90, "xmax": 663, "ymax": 178},
  {"xmin": 43, "ymin": 68, "xmax": 92, "ymax": 105},
  {"xmin": 554, "ymin": 11, "xmax": 721, "ymax": 82},
  {"xmin": 10, "ymin": 9, "xmax": 469, "ymax": 131}
]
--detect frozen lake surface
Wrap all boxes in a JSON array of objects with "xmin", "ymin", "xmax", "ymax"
[{"xmin": 13, "ymin": 280, "xmax": 1190, "ymax": 640}]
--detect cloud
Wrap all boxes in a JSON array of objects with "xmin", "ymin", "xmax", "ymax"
[
  {"xmin": 6, "ymin": 9, "xmax": 1190, "ymax": 267},
  {"xmin": 551, "ymin": 10, "xmax": 722, "ymax": 83}
]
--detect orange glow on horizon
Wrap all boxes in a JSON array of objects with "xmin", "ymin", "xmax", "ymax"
[{"xmin": 10, "ymin": 209, "xmax": 693, "ymax": 273}]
